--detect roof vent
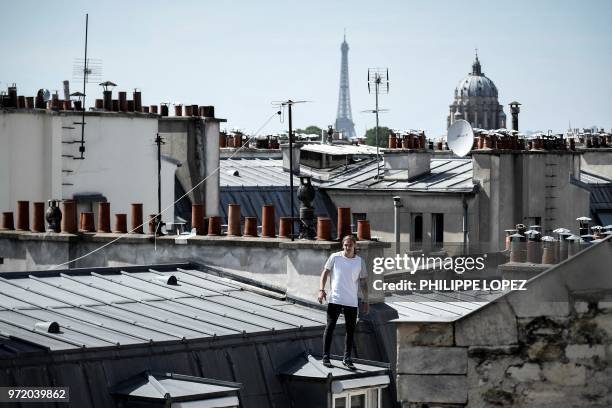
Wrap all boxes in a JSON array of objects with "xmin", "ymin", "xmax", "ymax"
[
  {"xmin": 155, "ymin": 275, "xmax": 178, "ymax": 285},
  {"xmin": 34, "ymin": 321, "xmax": 60, "ymax": 333},
  {"xmin": 227, "ymin": 169, "xmax": 239, "ymax": 177}
]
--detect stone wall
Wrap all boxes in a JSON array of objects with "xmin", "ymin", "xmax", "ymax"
[{"xmin": 395, "ymin": 237, "xmax": 612, "ymax": 407}]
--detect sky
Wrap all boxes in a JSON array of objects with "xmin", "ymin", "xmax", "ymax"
[{"xmin": 1, "ymin": 0, "xmax": 611, "ymax": 137}]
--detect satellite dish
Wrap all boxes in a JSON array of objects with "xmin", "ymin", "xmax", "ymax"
[{"xmin": 446, "ymin": 119, "xmax": 474, "ymax": 157}]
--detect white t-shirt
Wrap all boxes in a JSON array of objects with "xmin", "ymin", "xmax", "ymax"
[{"xmin": 325, "ymin": 251, "xmax": 368, "ymax": 308}]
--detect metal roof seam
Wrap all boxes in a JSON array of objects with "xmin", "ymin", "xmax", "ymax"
[
  {"xmin": 6, "ymin": 307, "xmax": 123, "ymax": 346},
  {"xmin": 168, "ymin": 269, "xmax": 325, "ymax": 325},
  {"xmin": 75, "ymin": 272, "xmax": 252, "ymax": 334},
  {"xmin": 0, "ymin": 315, "xmax": 85, "ymax": 348},
  {"xmin": 98, "ymin": 272, "xmax": 281, "ymax": 331}
]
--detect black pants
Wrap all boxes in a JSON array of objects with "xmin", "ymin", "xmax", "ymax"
[{"xmin": 323, "ymin": 303, "xmax": 358, "ymax": 359}]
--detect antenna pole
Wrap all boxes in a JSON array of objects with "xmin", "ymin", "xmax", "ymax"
[
  {"xmin": 79, "ymin": 13, "xmax": 88, "ymax": 159},
  {"xmin": 375, "ymin": 74, "xmax": 380, "ymax": 178},
  {"xmin": 288, "ymin": 100, "xmax": 295, "ymax": 241},
  {"xmin": 155, "ymin": 133, "xmax": 165, "ymax": 235}
]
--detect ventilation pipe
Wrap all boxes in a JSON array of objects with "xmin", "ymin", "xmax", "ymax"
[{"xmin": 393, "ymin": 196, "xmax": 402, "ymax": 255}]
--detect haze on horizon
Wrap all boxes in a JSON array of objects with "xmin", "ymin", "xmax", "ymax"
[{"xmin": 1, "ymin": 0, "xmax": 611, "ymax": 138}]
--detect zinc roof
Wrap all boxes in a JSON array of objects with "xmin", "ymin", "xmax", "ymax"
[
  {"xmin": 322, "ymin": 158, "xmax": 474, "ymax": 192},
  {"xmin": 0, "ymin": 264, "xmax": 328, "ymax": 352}
]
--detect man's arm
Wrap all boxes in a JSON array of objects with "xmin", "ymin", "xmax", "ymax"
[{"xmin": 318, "ymin": 268, "xmax": 330, "ymax": 304}]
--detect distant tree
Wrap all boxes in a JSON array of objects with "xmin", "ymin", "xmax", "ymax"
[
  {"xmin": 364, "ymin": 126, "xmax": 390, "ymax": 147},
  {"xmin": 297, "ymin": 125, "xmax": 322, "ymax": 135}
]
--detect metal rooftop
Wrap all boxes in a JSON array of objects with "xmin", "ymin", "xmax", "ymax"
[
  {"xmin": 0, "ymin": 264, "xmax": 328, "ymax": 351},
  {"xmin": 220, "ymin": 158, "xmax": 300, "ymax": 188},
  {"xmin": 385, "ymin": 291, "xmax": 502, "ymax": 323},
  {"xmin": 111, "ymin": 371, "xmax": 241, "ymax": 405},
  {"xmin": 322, "ymin": 158, "xmax": 474, "ymax": 192},
  {"xmin": 300, "ymin": 144, "xmax": 378, "ymax": 156},
  {"xmin": 279, "ymin": 352, "xmax": 390, "ymax": 380}
]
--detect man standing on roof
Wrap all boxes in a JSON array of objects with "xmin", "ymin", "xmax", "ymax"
[{"xmin": 318, "ymin": 234, "xmax": 369, "ymax": 370}]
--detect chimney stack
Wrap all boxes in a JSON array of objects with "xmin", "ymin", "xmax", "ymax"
[
  {"xmin": 509, "ymin": 101, "xmax": 521, "ymax": 132},
  {"xmin": 133, "ymin": 90, "xmax": 142, "ymax": 112}
]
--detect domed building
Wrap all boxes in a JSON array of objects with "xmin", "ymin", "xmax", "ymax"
[{"xmin": 447, "ymin": 53, "xmax": 506, "ymax": 130}]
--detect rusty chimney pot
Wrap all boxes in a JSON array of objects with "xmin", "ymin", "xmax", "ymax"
[
  {"xmin": 1, "ymin": 212, "xmax": 14, "ymax": 230},
  {"xmin": 200, "ymin": 106, "xmax": 214, "ymax": 117},
  {"xmin": 160, "ymin": 104, "xmax": 169, "ymax": 116},
  {"xmin": 357, "ymin": 220, "xmax": 371, "ymax": 240},
  {"xmin": 32, "ymin": 202, "xmax": 45, "ymax": 232},
  {"xmin": 388, "ymin": 131, "xmax": 397, "ymax": 149},
  {"xmin": 25, "ymin": 96, "xmax": 34, "ymax": 109},
  {"xmin": 208, "ymin": 216, "xmax": 222, "ymax": 236},
  {"xmin": 227, "ymin": 204, "xmax": 242, "ymax": 236},
  {"xmin": 114, "ymin": 214, "xmax": 127, "ymax": 233},
  {"xmin": 15, "ymin": 200, "xmax": 30, "ymax": 231},
  {"xmin": 317, "ymin": 217, "xmax": 332, "ymax": 241},
  {"xmin": 243, "ymin": 217, "xmax": 258, "ymax": 237},
  {"xmin": 118, "ymin": 91, "xmax": 127, "ymax": 111},
  {"xmin": 133, "ymin": 90, "xmax": 142, "ymax": 112},
  {"xmin": 337, "ymin": 207, "xmax": 351, "ymax": 240},
  {"xmin": 97, "ymin": 202, "xmax": 111, "ymax": 233},
  {"xmin": 130, "ymin": 203, "xmax": 143, "ymax": 234},
  {"xmin": 79, "ymin": 212, "xmax": 95, "ymax": 232},
  {"xmin": 150, "ymin": 105, "xmax": 158, "ymax": 114},
  {"xmin": 278, "ymin": 217, "xmax": 293, "ymax": 238},
  {"xmin": 509, "ymin": 233, "xmax": 526, "ymax": 263},
  {"xmin": 541, "ymin": 236, "xmax": 556, "ymax": 264},
  {"xmin": 127, "ymin": 100, "xmax": 134, "ymax": 112},
  {"xmin": 175, "ymin": 105, "xmax": 183, "ymax": 117},
  {"xmin": 192, "ymin": 104, "xmax": 199, "ymax": 116},
  {"xmin": 111, "ymin": 99, "xmax": 119, "ymax": 112},
  {"xmin": 143, "ymin": 106, "xmax": 150, "ymax": 113},
  {"xmin": 185, "ymin": 105, "xmax": 193, "ymax": 117},
  {"xmin": 191, "ymin": 204, "xmax": 205, "ymax": 235},
  {"xmin": 61, "ymin": 200, "xmax": 77, "ymax": 233},
  {"xmin": 35, "ymin": 90, "xmax": 45, "ymax": 109},
  {"xmin": 261, "ymin": 205, "xmax": 276, "ymax": 238},
  {"xmin": 6, "ymin": 85, "xmax": 17, "ymax": 108},
  {"xmin": 17, "ymin": 95, "xmax": 25, "ymax": 108}
]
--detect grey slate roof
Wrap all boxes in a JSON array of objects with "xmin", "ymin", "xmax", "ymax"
[
  {"xmin": 321, "ymin": 158, "xmax": 474, "ymax": 192},
  {"xmin": 385, "ymin": 291, "xmax": 502, "ymax": 323},
  {"xmin": 0, "ymin": 264, "xmax": 328, "ymax": 351},
  {"xmin": 221, "ymin": 157, "xmax": 475, "ymax": 192},
  {"xmin": 219, "ymin": 157, "xmax": 338, "ymax": 233},
  {"xmin": 220, "ymin": 158, "xmax": 299, "ymax": 187}
]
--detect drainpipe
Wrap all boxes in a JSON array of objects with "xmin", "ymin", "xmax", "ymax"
[
  {"xmin": 462, "ymin": 195, "xmax": 469, "ymax": 254},
  {"xmin": 393, "ymin": 196, "xmax": 402, "ymax": 255}
]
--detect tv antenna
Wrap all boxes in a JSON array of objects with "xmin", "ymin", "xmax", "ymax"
[
  {"xmin": 71, "ymin": 14, "xmax": 102, "ymax": 159},
  {"xmin": 271, "ymin": 99, "xmax": 309, "ymax": 241},
  {"xmin": 446, "ymin": 119, "xmax": 474, "ymax": 157},
  {"xmin": 367, "ymin": 68, "xmax": 389, "ymax": 178}
]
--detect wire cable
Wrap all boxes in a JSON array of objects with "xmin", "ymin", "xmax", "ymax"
[{"xmin": 50, "ymin": 110, "xmax": 281, "ymax": 269}]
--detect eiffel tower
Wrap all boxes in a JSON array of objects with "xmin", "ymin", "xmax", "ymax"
[{"xmin": 335, "ymin": 34, "xmax": 356, "ymax": 139}]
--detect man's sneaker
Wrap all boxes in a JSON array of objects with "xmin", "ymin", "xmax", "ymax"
[
  {"xmin": 342, "ymin": 358, "xmax": 356, "ymax": 370},
  {"xmin": 322, "ymin": 356, "xmax": 332, "ymax": 368}
]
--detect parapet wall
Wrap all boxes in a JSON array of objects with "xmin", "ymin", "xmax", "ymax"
[{"xmin": 0, "ymin": 231, "xmax": 389, "ymax": 303}]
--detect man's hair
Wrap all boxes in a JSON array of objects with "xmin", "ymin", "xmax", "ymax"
[{"xmin": 342, "ymin": 235, "xmax": 357, "ymax": 245}]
